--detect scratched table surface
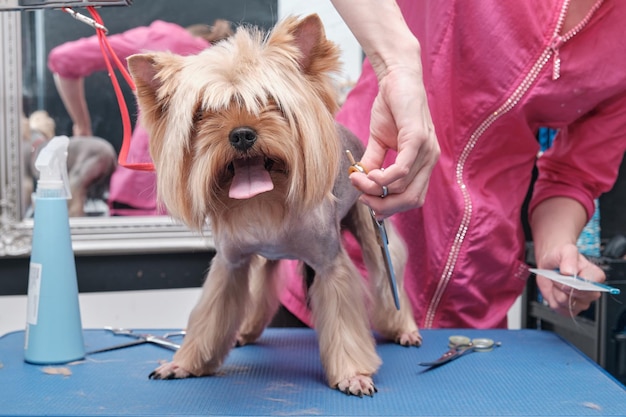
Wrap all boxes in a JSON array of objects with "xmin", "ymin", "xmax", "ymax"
[{"xmin": 0, "ymin": 328, "xmax": 624, "ymax": 416}]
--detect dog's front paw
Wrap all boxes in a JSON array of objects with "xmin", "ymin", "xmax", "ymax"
[
  {"xmin": 396, "ymin": 329, "xmax": 423, "ymax": 347},
  {"xmin": 235, "ymin": 331, "xmax": 258, "ymax": 347},
  {"xmin": 149, "ymin": 361, "xmax": 193, "ymax": 380},
  {"xmin": 336, "ymin": 375, "xmax": 377, "ymax": 397}
]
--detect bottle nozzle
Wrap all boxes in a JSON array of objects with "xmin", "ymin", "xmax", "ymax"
[{"xmin": 35, "ymin": 135, "xmax": 72, "ymax": 198}]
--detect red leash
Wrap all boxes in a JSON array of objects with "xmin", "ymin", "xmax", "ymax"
[{"xmin": 74, "ymin": 6, "xmax": 156, "ymax": 171}]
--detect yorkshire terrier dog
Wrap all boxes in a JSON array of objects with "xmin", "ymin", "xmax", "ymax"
[{"xmin": 127, "ymin": 14, "xmax": 421, "ymax": 396}]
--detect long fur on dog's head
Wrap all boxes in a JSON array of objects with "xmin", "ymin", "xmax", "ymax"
[{"xmin": 128, "ymin": 15, "xmax": 342, "ymax": 230}]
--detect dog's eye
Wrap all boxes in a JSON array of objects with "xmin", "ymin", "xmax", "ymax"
[{"xmin": 264, "ymin": 101, "xmax": 287, "ymax": 120}]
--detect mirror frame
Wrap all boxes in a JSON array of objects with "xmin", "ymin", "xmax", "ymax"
[{"xmin": 0, "ymin": 11, "xmax": 214, "ymax": 257}]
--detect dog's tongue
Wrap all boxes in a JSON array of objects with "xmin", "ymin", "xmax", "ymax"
[{"xmin": 229, "ymin": 156, "xmax": 274, "ymax": 199}]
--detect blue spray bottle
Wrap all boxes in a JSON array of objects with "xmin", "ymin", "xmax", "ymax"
[{"xmin": 24, "ymin": 136, "xmax": 85, "ymax": 364}]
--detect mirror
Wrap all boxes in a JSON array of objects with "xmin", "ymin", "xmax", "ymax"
[{"xmin": 0, "ymin": 0, "xmax": 361, "ymax": 257}]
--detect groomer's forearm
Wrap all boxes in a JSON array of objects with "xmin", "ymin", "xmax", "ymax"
[
  {"xmin": 53, "ymin": 74, "xmax": 93, "ymax": 136},
  {"xmin": 330, "ymin": 0, "xmax": 421, "ymax": 79},
  {"xmin": 529, "ymin": 197, "xmax": 588, "ymax": 266}
]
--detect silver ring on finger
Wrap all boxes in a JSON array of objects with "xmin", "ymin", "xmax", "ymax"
[{"xmin": 380, "ymin": 185, "xmax": 389, "ymax": 198}]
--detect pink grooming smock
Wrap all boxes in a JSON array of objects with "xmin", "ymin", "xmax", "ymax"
[{"xmin": 280, "ymin": 0, "xmax": 626, "ymax": 328}]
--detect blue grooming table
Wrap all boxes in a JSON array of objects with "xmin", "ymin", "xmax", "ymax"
[{"xmin": 0, "ymin": 328, "xmax": 624, "ymax": 416}]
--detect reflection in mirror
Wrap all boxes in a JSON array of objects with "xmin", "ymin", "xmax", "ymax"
[
  {"xmin": 1, "ymin": 0, "xmax": 276, "ymax": 256},
  {"xmin": 21, "ymin": 0, "xmax": 275, "ymax": 219},
  {"xmin": 1, "ymin": 0, "xmax": 360, "ymax": 256}
]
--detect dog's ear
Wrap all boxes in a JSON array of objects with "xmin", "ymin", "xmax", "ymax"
[
  {"xmin": 127, "ymin": 53, "xmax": 161, "ymax": 95},
  {"xmin": 127, "ymin": 53, "xmax": 163, "ymax": 135},
  {"xmin": 127, "ymin": 53, "xmax": 185, "ymax": 127},
  {"xmin": 127, "ymin": 52, "xmax": 185, "ymax": 158},
  {"xmin": 272, "ymin": 14, "xmax": 340, "ymax": 77},
  {"xmin": 291, "ymin": 14, "xmax": 325, "ymax": 72}
]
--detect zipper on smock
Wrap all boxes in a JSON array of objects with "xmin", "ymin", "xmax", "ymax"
[
  {"xmin": 423, "ymin": 0, "xmax": 603, "ymax": 328},
  {"xmin": 550, "ymin": 0, "xmax": 604, "ymax": 80}
]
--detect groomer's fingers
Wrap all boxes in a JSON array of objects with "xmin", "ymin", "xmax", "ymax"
[
  {"xmin": 350, "ymin": 136, "xmax": 438, "ymax": 218},
  {"xmin": 536, "ymin": 249, "xmax": 605, "ymax": 317},
  {"xmin": 356, "ymin": 135, "xmax": 388, "ymax": 178},
  {"xmin": 556, "ymin": 244, "xmax": 582, "ymax": 277},
  {"xmin": 557, "ymin": 250, "xmax": 605, "ymax": 309},
  {"xmin": 365, "ymin": 130, "xmax": 434, "ymax": 186},
  {"xmin": 352, "ymin": 170, "xmax": 430, "ymax": 219},
  {"xmin": 541, "ymin": 279, "xmax": 600, "ymax": 317}
]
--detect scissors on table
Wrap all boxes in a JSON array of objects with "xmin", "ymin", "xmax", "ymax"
[
  {"xmin": 419, "ymin": 335, "xmax": 501, "ymax": 369},
  {"xmin": 345, "ymin": 150, "xmax": 401, "ymax": 310},
  {"xmin": 87, "ymin": 327, "xmax": 185, "ymax": 355}
]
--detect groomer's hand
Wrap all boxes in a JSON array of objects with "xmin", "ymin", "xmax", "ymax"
[
  {"xmin": 349, "ymin": 65, "xmax": 439, "ymax": 219},
  {"xmin": 535, "ymin": 242, "xmax": 605, "ymax": 316}
]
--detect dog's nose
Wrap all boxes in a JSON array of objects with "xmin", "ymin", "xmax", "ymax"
[{"xmin": 229, "ymin": 127, "xmax": 257, "ymax": 151}]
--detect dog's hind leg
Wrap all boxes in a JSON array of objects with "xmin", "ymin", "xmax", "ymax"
[
  {"xmin": 67, "ymin": 184, "xmax": 86, "ymax": 217},
  {"xmin": 309, "ymin": 249, "xmax": 381, "ymax": 396},
  {"xmin": 149, "ymin": 254, "xmax": 251, "ymax": 379},
  {"xmin": 236, "ymin": 255, "xmax": 281, "ymax": 346},
  {"xmin": 347, "ymin": 204, "xmax": 422, "ymax": 347}
]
